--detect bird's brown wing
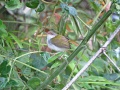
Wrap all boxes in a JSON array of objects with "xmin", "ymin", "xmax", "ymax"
[{"xmin": 51, "ymin": 35, "xmax": 70, "ymax": 49}]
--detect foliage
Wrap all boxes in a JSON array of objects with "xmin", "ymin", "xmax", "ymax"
[{"xmin": 0, "ymin": 0, "xmax": 120, "ymax": 90}]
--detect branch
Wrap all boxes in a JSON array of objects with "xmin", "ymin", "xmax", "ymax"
[{"xmin": 62, "ymin": 25, "xmax": 120, "ymax": 90}]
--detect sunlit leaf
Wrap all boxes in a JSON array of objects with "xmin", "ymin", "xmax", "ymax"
[
  {"xmin": 26, "ymin": 0, "xmax": 39, "ymax": 9},
  {"xmin": 36, "ymin": 3, "xmax": 45, "ymax": 12},
  {"xmin": 48, "ymin": 52, "xmax": 63, "ymax": 63},
  {"xmin": 9, "ymin": 33, "xmax": 23, "ymax": 48},
  {"xmin": 5, "ymin": 0, "xmax": 22, "ymax": 10},
  {"xmin": 0, "ymin": 20, "xmax": 8, "ymax": 38},
  {"xmin": 51, "ymin": 61, "xmax": 61, "ymax": 69}
]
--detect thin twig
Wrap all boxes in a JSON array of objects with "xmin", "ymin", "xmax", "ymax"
[
  {"xmin": 3, "ymin": 21, "xmax": 39, "ymax": 26},
  {"xmin": 77, "ymin": 16, "xmax": 91, "ymax": 29},
  {"xmin": 103, "ymin": 51, "xmax": 120, "ymax": 72},
  {"xmin": 62, "ymin": 25, "xmax": 120, "ymax": 90}
]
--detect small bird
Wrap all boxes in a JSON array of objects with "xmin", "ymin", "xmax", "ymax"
[{"xmin": 46, "ymin": 30, "xmax": 70, "ymax": 52}]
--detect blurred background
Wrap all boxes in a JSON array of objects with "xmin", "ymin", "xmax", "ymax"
[{"xmin": 0, "ymin": 0, "xmax": 120, "ymax": 90}]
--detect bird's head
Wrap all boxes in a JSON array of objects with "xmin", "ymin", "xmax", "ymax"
[{"xmin": 45, "ymin": 29, "xmax": 57, "ymax": 39}]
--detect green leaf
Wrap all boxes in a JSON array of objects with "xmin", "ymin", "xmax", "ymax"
[
  {"xmin": 0, "ymin": 19, "xmax": 8, "ymax": 38},
  {"xmin": 117, "ymin": 58, "xmax": 120, "ymax": 67},
  {"xmin": 26, "ymin": 0, "xmax": 39, "ymax": 9},
  {"xmin": 27, "ymin": 77, "xmax": 41, "ymax": 89},
  {"xmin": 0, "ymin": 56, "xmax": 4, "ymax": 64},
  {"xmin": 67, "ymin": 32, "xmax": 77, "ymax": 40},
  {"xmin": 42, "ymin": 52, "xmax": 50, "ymax": 62},
  {"xmin": 77, "ymin": 75, "xmax": 120, "ymax": 88},
  {"xmin": 79, "ymin": 76, "xmax": 107, "ymax": 82},
  {"xmin": 116, "ymin": 3, "xmax": 120, "ymax": 10},
  {"xmin": 118, "ymin": 0, "xmax": 120, "ymax": 4},
  {"xmin": 51, "ymin": 61, "xmax": 61, "ymax": 69},
  {"xmin": 88, "ymin": 0, "xmax": 100, "ymax": 11},
  {"xmin": 54, "ymin": 83, "xmax": 64, "ymax": 90},
  {"xmin": 17, "ymin": 54, "xmax": 30, "ymax": 68},
  {"xmin": 0, "ymin": 61, "xmax": 11, "ymax": 76},
  {"xmin": 62, "ymin": 0, "xmax": 71, "ymax": 3},
  {"xmin": 0, "ymin": 20, "xmax": 6, "ymax": 30},
  {"xmin": 58, "ymin": 14, "xmax": 68, "ymax": 35},
  {"xmin": 7, "ymin": 78, "xmax": 25, "ymax": 87},
  {"xmin": 5, "ymin": 0, "xmax": 22, "ymax": 10},
  {"xmin": 65, "ymin": 61, "xmax": 78, "ymax": 75},
  {"xmin": 104, "ymin": 73, "xmax": 119, "ymax": 81},
  {"xmin": 36, "ymin": 3, "xmax": 45, "ymax": 12},
  {"xmin": 0, "ymin": 77, "xmax": 7, "ymax": 89},
  {"xmin": 68, "ymin": 6, "xmax": 77, "ymax": 16},
  {"xmin": 9, "ymin": 33, "xmax": 23, "ymax": 48},
  {"xmin": 48, "ymin": 52, "xmax": 63, "ymax": 63},
  {"xmin": 91, "ymin": 58, "xmax": 105, "ymax": 75},
  {"xmin": 30, "ymin": 53, "xmax": 49, "ymax": 69},
  {"xmin": 7, "ymin": 79, "xmax": 18, "ymax": 86},
  {"xmin": 22, "ymin": 67, "xmax": 32, "ymax": 76},
  {"xmin": 60, "ymin": 3, "xmax": 77, "ymax": 16}
]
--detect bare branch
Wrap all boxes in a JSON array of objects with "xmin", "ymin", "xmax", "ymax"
[{"xmin": 62, "ymin": 25, "xmax": 120, "ymax": 90}]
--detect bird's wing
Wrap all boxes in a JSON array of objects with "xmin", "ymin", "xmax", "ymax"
[{"xmin": 51, "ymin": 35, "xmax": 70, "ymax": 49}]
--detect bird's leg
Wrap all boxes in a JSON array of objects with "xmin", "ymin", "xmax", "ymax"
[{"xmin": 59, "ymin": 52, "xmax": 68, "ymax": 64}]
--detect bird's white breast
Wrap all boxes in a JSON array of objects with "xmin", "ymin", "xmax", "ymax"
[{"xmin": 47, "ymin": 34, "xmax": 66, "ymax": 52}]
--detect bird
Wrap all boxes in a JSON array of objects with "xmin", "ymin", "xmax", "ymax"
[{"xmin": 46, "ymin": 30, "xmax": 70, "ymax": 52}]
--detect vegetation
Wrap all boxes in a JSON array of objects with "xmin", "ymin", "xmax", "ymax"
[{"xmin": 0, "ymin": 0, "xmax": 120, "ymax": 90}]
